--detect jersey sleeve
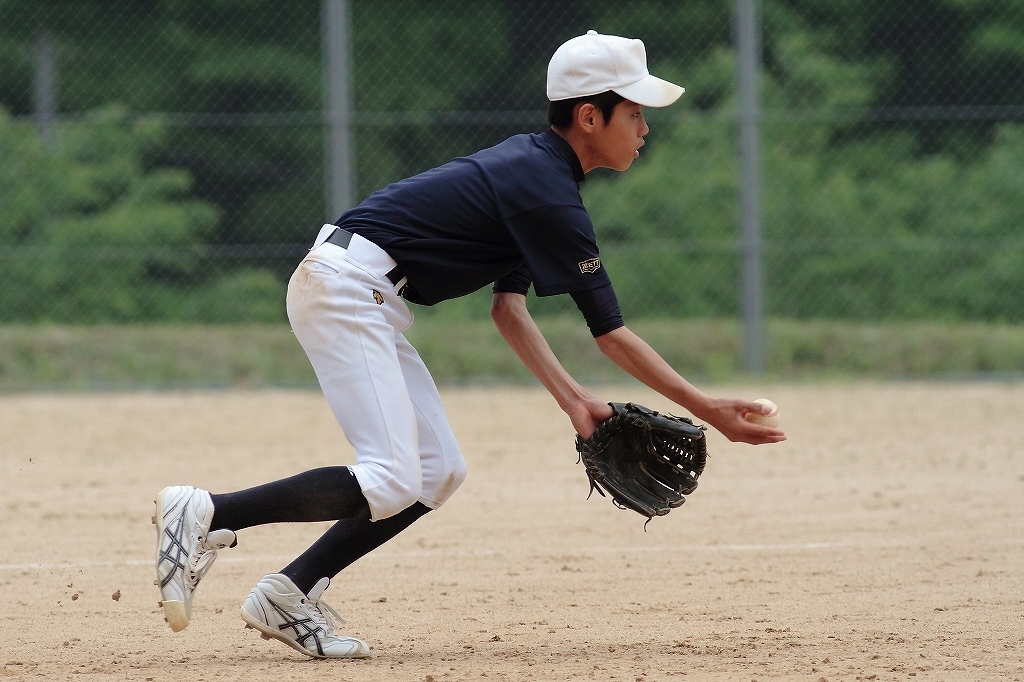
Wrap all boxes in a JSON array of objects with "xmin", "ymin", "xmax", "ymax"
[
  {"xmin": 492, "ymin": 263, "xmax": 533, "ymax": 295},
  {"xmin": 504, "ymin": 204, "xmax": 611, "ymax": 297},
  {"xmin": 569, "ymin": 282, "xmax": 624, "ymax": 337}
]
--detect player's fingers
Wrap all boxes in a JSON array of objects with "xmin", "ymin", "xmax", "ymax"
[
  {"xmin": 735, "ymin": 399, "xmax": 759, "ymax": 413},
  {"xmin": 757, "ymin": 432, "xmax": 786, "ymax": 443},
  {"xmin": 733, "ymin": 418, "xmax": 785, "ymax": 444},
  {"xmin": 754, "ymin": 429, "xmax": 786, "ymax": 443},
  {"xmin": 735, "ymin": 399, "xmax": 772, "ymax": 416},
  {"xmin": 738, "ymin": 433, "xmax": 785, "ymax": 445}
]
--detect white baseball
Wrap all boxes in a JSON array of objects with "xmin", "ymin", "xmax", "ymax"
[{"xmin": 745, "ymin": 398, "xmax": 780, "ymax": 428}]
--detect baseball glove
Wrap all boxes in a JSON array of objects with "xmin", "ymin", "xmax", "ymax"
[{"xmin": 576, "ymin": 402, "xmax": 707, "ymax": 525}]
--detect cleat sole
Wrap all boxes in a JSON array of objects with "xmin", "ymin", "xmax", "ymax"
[
  {"xmin": 240, "ymin": 608, "xmax": 371, "ymax": 659},
  {"xmin": 162, "ymin": 599, "xmax": 189, "ymax": 633}
]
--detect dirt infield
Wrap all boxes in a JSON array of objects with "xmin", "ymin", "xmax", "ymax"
[{"xmin": 1, "ymin": 383, "xmax": 1022, "ymax": 681}]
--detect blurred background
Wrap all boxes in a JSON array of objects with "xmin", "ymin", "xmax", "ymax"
[{"xmin": 2, "ymin": 0, "xmax": 1024, "ymax": 389}]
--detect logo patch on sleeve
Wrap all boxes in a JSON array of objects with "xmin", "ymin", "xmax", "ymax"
[{"xmin": 578, "ymin": 258, "xmax": 602, "ymax": 274}]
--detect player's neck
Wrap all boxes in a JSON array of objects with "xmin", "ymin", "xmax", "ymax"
[{"xmin": 550, "ymin": 125, "xmax": 598, "ymax": 175}]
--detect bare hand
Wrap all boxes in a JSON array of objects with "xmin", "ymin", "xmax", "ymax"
[
  {"xmin": 694, "ymin": 398, "xmax": 786, "ymax": 445},
  {"xmin": 567, "ymin": 397, "xmax": 615, "ymax": 440}
]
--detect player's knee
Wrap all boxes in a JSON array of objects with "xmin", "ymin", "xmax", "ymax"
[
  {"xmin": 451, "ymin": 457, "xmax": 468, "ymax": 492},
  {"xmin": 427, "ymin": 455, "xmax": 467, "ymax": 509},
  {"xmin": 447, "ymin": 457, "xmax": 469, "ymax": 498},
  {"xmin": 357, "ymin": 465, "xmax": 423, "ymax": 521}
]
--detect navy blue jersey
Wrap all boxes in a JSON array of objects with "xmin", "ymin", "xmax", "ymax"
[{"xmin": 339, "ymin": 130, "xmax": 610, "ymax": 307}]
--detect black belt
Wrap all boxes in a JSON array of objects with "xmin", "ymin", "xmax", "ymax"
[{"xmin": 325, "ymin": 228, "xmax": 406, "ymax": 289}]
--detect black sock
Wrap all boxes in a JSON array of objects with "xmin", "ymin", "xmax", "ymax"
[
  {"xmin": 281, "ymin": 502, "xmax": 431, "ymax": 595},
  {"xmin": 208, "ymin": 466, "xmax": 370, "ymax": 532}
]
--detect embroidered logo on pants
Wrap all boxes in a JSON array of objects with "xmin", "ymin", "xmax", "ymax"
[{"xmin": 372, "ymin": 290, "xmax": 384, "ymax": 305}]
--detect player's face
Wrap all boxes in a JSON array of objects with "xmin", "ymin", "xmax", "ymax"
[{"xmin": 594, "ymin": 100, "xmax": 649, "ymax": 171}]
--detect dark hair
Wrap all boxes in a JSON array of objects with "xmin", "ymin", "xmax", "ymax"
[{"xmin": 547, "ymin": 90, "xmax": 626, "ymax": 129}]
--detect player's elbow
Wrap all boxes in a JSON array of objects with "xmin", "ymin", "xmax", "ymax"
[
  {"xmin": 595, "ymin": 325, "xmax": 628, "ymax": 357},
  {"xmin": 490, "ymin": 292, "xmax": 527, "ymax": 327}
]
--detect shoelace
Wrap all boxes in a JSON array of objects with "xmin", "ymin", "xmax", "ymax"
[
  {"xmin": 185, "ymin": 534, "xmax": 220, "ymax": 590},
  {"xmin": 302, "ymin": 596, "xmax": 346, "ymax": 632}
]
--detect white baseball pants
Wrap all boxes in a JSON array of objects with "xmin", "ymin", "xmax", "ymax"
[{"xmin": 286, "ymin": 224, "xmax": 467, "ymax": 521}]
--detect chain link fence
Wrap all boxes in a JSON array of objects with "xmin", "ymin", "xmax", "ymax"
[{"xmin": 2, "ymin": 0, "xmax": 1024, "ymax": 336}]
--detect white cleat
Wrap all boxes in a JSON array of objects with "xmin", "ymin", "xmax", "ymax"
[
  {"xmin": 154, "ymin": 486, "xmax": 236, "ymax": 632},
  {"xmin": 241, "ymin": 574, "xmax": 370, "ymax": 659}
]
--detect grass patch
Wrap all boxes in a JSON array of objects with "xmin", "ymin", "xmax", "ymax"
[
  {"xmin": 0, "ymin": 324, "xmax": 316, "ymax": 391},
  {"xmin": 1, "ymin": 318, "xmax": 1024, "ymax": 391}
]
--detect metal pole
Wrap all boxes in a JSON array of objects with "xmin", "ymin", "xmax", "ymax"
[
  {"xmin": 33, "ymin": 28, "xmax": 56, "ymax": 150},
  {"xmin": 737, "ymin": 0, "xmax": 764, "ymax": 375},
  {"xmin": 322, "ymin": 0, "xmax": 355, "ymax": 222}
]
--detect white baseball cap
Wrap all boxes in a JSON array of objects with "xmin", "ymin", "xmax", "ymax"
[{"xmin": 547, "ymin": 30, "xmax": 684, "ymax": 107}]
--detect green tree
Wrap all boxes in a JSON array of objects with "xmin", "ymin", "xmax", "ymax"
[{"xmin": 0, "ymin": 106, "xmax": 285, "ymax": 322}]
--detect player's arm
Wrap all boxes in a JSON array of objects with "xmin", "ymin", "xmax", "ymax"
[
  {"xmin": 566, "ymin": 282, "xmax": 782, "ymax": 444},
  {"xmin": 594, "ymin": 326, "xmax": 785, "ymax": 445},
  {"xmin": 490, "ymin": 292, "xmax": 613, "ymax": 438}
]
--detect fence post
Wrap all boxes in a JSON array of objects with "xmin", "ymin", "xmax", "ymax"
[
  {"xmin": 322, "ymin": 0, "xmax": 355, "ymax": 222},
  {"xmin": 33, "ymin": 28, "xmax": 56, "ymax": 150},
  {"xmin": 737, "ymin": 0, "xmax": 764, "ymax": 375}
]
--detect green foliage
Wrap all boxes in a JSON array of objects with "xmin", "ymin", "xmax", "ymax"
[
  {"xmin": 585, "ymin": 31, "xmax": 1024, "ymax": 321},
  {"xmin": 2, "ymin": 1, "xmax": 1024, "ymax": 323},
  {"xmin": 0, "ymin": 106, "xmax": 285, "ymax": 322}
]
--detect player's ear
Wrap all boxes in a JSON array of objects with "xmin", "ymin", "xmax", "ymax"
[{"xmin": 575, "ymin": 102, "xmax": 599, "ymax": 132}]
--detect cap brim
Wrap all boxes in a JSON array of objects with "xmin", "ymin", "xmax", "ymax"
[{"xmin": 613, "ymin": 75, "xmax": 684, "ymax": 108}]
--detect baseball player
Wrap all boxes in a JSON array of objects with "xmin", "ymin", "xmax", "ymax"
[{"xmin": 154, "ymin": 30, "xmax": 785, "ymax": 659}]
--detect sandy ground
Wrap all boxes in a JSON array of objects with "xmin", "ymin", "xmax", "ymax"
[{"xmin": 0, "ymin": 382, "xmax": 1022, "ymax": 681}]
